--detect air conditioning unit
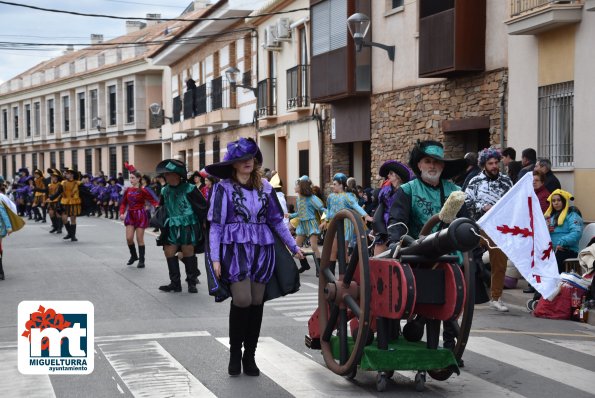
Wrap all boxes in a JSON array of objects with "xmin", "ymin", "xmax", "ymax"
[
  {"xmin": 263, "ymin": 25, "xmax": 282, "ymax": 51},
  {"xmin": 276, "ymin": 18, "xmax": 291, "ymax": 40}
]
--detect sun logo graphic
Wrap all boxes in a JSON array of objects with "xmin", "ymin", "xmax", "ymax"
[{"xmin": 18, "ymin": 301, "xmax": 94, "ymax": 375}]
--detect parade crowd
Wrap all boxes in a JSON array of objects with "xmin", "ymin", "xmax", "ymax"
[{"xmin": 0, "ymin": 139, "xmax": 593, "ymax": 375}]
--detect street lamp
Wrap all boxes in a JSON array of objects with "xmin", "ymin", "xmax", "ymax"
[
  {"xmin": 225, "ymin": 67, "xmax": 258, "ymax": 97},
  {"xmin": 347, "ymin": 13, "xmax": 395, "ymax": 62},
  {"xmin": 149, "ymin": 103, "xmax": 173, "ymax": 123}
]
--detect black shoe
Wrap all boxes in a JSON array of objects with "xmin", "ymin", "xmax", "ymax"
[
  {"xmin": 182, "ymin": 256, "xmax": 200, "ymax": 293},
  {"xmin": 228, "ymin": 350, "xmax": 242, "ymax": 376},
  {"xmin": 298, "ymin": 258, "xmax": 311, "ymax": 274},
  {"xmin": 523, "ymin": 286, "xmax": 536, "ymax": 294}
]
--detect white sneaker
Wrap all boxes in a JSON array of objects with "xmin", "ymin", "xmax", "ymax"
[{"xmin": 490, "ymin": 299, "xmax": 509, "ymax": 312}]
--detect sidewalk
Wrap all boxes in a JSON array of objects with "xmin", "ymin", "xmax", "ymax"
[{"xmin": 501, "ymin": 279, "xmax": 595, "ymax": 326}]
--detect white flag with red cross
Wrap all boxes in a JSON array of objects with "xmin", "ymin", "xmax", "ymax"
[{"xmin": 478, "ymin": 173, "xmax": 561, "ymax": 299}]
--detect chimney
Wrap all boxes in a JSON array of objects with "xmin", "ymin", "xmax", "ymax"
[
  {"xmin": 90, "ymin": 34, "xmax": 104, "ymax": 45},
  {"xmin": 193, "ymin": 1, "xmax": 211, "ymax": 10},
  {"xmin": 145, "ymin": 13, "xmax": 162, "ymax": 26},
  {"xmin": 63, "ymin": 45, "xmax": 75, "ymax": 55},
  {"xmin": 126, "ymin": 20, "xmax": 147, "ymax": 34}
]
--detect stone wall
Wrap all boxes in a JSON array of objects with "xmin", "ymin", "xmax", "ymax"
[{"xmin": 369, "ymin": 69, "xmax": 508, "ymax": 186}]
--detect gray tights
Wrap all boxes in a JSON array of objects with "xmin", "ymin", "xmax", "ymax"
[{"xmin": 230, "ymin": 278, "xmax": 266, "ymax": 308}]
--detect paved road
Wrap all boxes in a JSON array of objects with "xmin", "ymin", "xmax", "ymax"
[{"xmin": 0, "ymin": 216, "xmax": 594, "ymax": 397}]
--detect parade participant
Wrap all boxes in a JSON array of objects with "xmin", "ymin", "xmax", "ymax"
[
  {"xmin": 14, "ymin": 167, "xmax": 30, "ymax": 216},
  {"xmin": 289, "ymin": 175, "xmax": 326, "ymax": 273},
  {"xmin": 373, "ymin": 160, "xmax": 412, "ymax": 255},
  {"xmin": 270, "ymin": 174, "xmax": 289, "ymax": 228},
  {"xmin": 32, "ymin": 169, "xmax": 47, "ymax": 223},
  {"xmin": 464, "ymin": 148, "xmax": 513, "ymax": 312},
  {"xmin": 24, "ymin": 177, "xmax": 35, "ymax": 220},
  {"xmin": 155, "ymin": 159, "xmax": 207, "ymax": 294},
  {"xmin": 50, "ymin": 168, "xmax": 82, "ymax": 242},
  {"xmin": 388, "ymin": 140, "xmax": 467, "ymax": 364},
  {"xmin": 205, "ymin": 137, "xmax": 304, "ymax": 377},
  {"xmin": 0, "ymin": 183, "xmax": 13, "ymax": 280},
  {"xmin": 544, "ymin": 189, "xmax": 583, "ymax": 274},
  {"xmin": 46, "ymin": 169, "xmax": 63, "ymax": 234},
  {"xmin": 95, "ymin": 178, "xmax": 109, "ymax": 218},
  {"xmin": 120, "ymin": 171, "xmax": 159, "ymax": 268},
  {"xmin": 321, "ymin": 173, "xmax": 373, "ymax": 273},
  {"xmin": 107, "ymin": 177, "xmax": 123, "ymax": 219}
]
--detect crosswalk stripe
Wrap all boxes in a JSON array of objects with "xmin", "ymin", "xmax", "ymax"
[
  {"xmin": 216, "ymin": 337, "xmax": 374, "ymax": 397},
  {"xmin": 99, "ymin": 340, "xmax": 215, "ymax": 398},
  {"xmin": 397, "ymin": 370, "xmax": 526, "ymax": 398},
  {"xmin": 271, "ymin": 294, "xmax": 318, "ymax": 302},
  {"xmin": 466, "ymin": 337, "xmax": 595, "ymax": 395},
  {"xmin": 301, "ymin": 282, "xmax": 319, "ymax": 289},
  {"xmin": 270, "ymin": 304, "xmax": 318, "ymax": 311},
  {"xmin": 95, "ymin": 331, "xmax": 211, "ymax": 343},
  {"xmin": 284, "ymin": 311, "xmax": 318, "ymax": 317},
  {"xmin": 0, "ymin": 350, "xmax": 56, "ymax": 398},
  {"xmin": 542, "ymin": 339, "xmax": 595, "ymax": 357},
  {"xmin": 268, "ymin": 301, "xmax": 318, "ymax": 308},
  {"xmin": 293, "ymin": 317, "xmax": 312, "ymax": 322}
]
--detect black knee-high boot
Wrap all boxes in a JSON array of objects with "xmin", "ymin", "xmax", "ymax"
[
  {"xmin": 137, "ymin": 245, "xmax": 145, "ymax": 268},
  {"xmin": 159, "ymin": 257, "xmax": 182, "ymax": 292},
  {"xmin": 229, "ymin": 303, "xmax": 250, "ymax": 376},
  {"xmin": 70, "ymin": 224, "xmax": 78, "ymax": 242},
  {"xmin": 63, "ymin": 222, "xmax": 72, "ymax": 239},
  {"xmin": 49, "ymin": 216, "xmax": 58, "ymax": 233},
  {"xmin": 26, "ymin": 205, "xmax": 33, "ymax": 219},
  {"xmin": 127, "ymin": 244, "xmax": 138, "ymax": 265},
  {"xmin": 0, "ymin": 253, "xmax": 4, "ymax": 280},
  {"xmin": 181, "ymin": 256, "xmax": 199, "ymax": 293},
  {"xmin": 56, "ymin": 217, "xmax": 63, "ymax": 234},
  {"xmin": 33, "ymin": 207, "xmax": 41, "ymax": 222},
  {"xmin": 242, "ymin": 304, "xmax": 264, "ymax": 376},
  {"xmin": 41, "ymin": 207, "xmax": 47, "ymax": 223}
]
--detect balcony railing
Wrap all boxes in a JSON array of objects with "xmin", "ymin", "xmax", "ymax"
[
  {"xmin": 510, "ymin": 0, "xmax": 582, "ymax": 17},
  {"xmin": 177, "ymin": 77, "xmax": 234, "ymax": 121},
  {"xmin": 287, "ymin": 65, "xmax": 310, "ymax": 110},
  {"xmin": 257, "ymin": 78, "xmax": 277, "ymax": 118}
]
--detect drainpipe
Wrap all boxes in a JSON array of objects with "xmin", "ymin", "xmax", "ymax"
[
  {"xmin": 312, "ymin": 104, "xmax": 325, "ymax": 186},
  {"xmin": 499, "ymin": 72, "xmax": 508, "ymax": 150}
]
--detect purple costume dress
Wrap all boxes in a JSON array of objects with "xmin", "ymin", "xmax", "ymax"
[
  {"xmin": 208, "ymin": 178, "xmax": 299, "ymax": 285},
  {"xmin": 375, "ymin": 184, "xmax": 399, "ymax": 245}
]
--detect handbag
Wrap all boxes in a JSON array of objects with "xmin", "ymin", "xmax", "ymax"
[
  {"xmin": 149, "ymin": 206, "xmax": 168, "ymax": 229},
  {"xmin": 1, "ymin": 201, "xmax": 25, "ymax": 232}
]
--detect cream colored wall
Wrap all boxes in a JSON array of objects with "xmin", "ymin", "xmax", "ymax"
[
  {"xmin": 574, "ymin": 170, "xmax": 595, "ymax": 222},
  {"xmin": 372, "ymin": 0, "xmax": 508, "ymax": 93},
  {"xmin": 538, "ymin": 25, "xmax": 575, "ymax": 86},
  {"xmin": 285, "ymin": 119, "xmax": 320, "ymax": 187},
  {"xmin": 507, "ymin": 35, "xmax": 539, "ymax": 152}
]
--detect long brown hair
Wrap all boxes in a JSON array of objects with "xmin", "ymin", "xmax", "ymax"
[
  {"xmin": 232, "ymin": 160, "xmax": 263, "ymax": 190},
  {"xmin": 297, "ymin": 179, "xmax": 313, "ymax": 197}
]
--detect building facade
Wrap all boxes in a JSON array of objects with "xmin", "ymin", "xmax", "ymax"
[
  {"xmin": 0, "ymin": 13, "xmax": 203, "ymax": 180},
  {"xmin": 506, "ymin": 0, "xmax": 595, "ymax": 221},
  {"xmin": 310, "ymin": 0, "xmax": 509, "ymax": 189}
]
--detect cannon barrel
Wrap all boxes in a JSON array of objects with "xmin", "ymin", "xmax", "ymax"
[{"xmin": 399, "ymin": 218, "xmax": 480, "ymax": 260}]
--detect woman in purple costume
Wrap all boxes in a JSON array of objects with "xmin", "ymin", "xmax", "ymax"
[
  {"xmin": 107, "ymin": 177, "xmax": 123, "ymax": 219},
  {"xmin": 373, "ymin": 160, "xmax": 413, "ymax": 255},
  {"xmin": 120, "ymin": 171, "xmax": 158, "ymax": 268},
  {"xmin": 205, "ymin": 137, "xmax": 304, "ymax": 377}
]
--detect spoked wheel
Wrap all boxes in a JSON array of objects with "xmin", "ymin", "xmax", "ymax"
[{"xmin": 318, "ymin": 209, "xmax": 371, "ymax": 376}]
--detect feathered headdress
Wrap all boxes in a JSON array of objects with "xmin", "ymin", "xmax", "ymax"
[{"xmin": 124, "ymin": 162, "xmax": 136, "ymax": 173}]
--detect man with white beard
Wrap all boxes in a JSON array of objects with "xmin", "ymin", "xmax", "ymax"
[{"xmin": 387, "ymin": 140, "xmax": 467, "ymax": 365}]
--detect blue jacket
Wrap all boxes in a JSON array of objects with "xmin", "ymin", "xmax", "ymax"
[{"xmin": 549, "ymin": 208, "xmax": 583, "ymax": 253}]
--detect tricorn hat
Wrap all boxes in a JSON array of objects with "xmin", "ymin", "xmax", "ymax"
[
  {"xmin": 50, "ymin": 168, "xmax": 63, "ymax": 178},
  {"xmin": 408, "ymin": 140, "xmax": 466, "ymax": 180},
  {"xmin": 156, "ymin": 159, "xmax": 187, "ymax": 177},
  {"xmin": 204, "ymin": 137, "xmax": 263, "ymax": 179},
  {"xmin": 63, "ymin": 167, "xmax": 81, "ymax": 180},
  {"xmin": 33, "ymin": 168, "xmax": 43, "ymax": 177},
  {"xmin": 18, "ymin": 167, "xmax": 29, "ymax": 175},
  {"xmin": 378, "ymin": 160, "xmax": 413, "ymax": 183}
]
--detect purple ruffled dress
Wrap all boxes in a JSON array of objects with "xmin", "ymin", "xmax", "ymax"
[{"xmin": 208, "ymin": 178, "xmax": 299, "ymax": 285}]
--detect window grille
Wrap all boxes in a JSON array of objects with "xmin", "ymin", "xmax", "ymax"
[{"xmin": 538, "ymin": 81, "xmax": 574, "ymax": 167}]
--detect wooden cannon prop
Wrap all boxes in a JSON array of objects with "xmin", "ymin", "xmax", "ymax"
[{"xmin": 304, "ymin": 209, "xmax": 480, "ymax": 391}]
